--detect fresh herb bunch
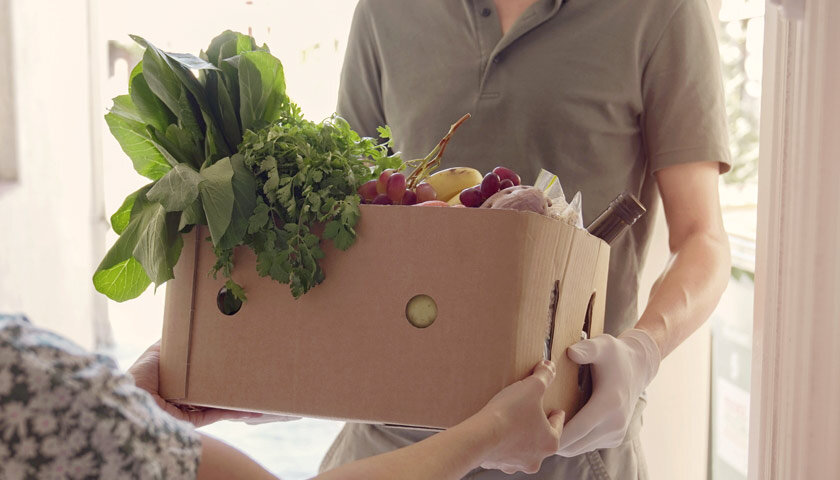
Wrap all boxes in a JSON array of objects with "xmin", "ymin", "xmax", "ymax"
[
  {"xmin": 94, "ymin": 30, "xmax": 400, "ymax": 302},
  {"xmin": 213, "ymin": 114, "xmax": 401, "ymax": 298}
]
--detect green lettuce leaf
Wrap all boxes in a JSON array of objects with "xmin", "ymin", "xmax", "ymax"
[
  {"xmin": 205, "ymin": 70, "xmax": 242, "ymax": 149},
  {"xmin": 129, "ymin": 63, "xmax": 176, "ymax": 133},
  {"xmin": 110, "ymin": 183, "xmax": 153, "ymax": 235},
  {"xmin": 179, "ymin": 197, "xmax": 207, "ymax": 231},
  {"xmin": 199, "ymin": 157, "xmax": 235, "ymax": 246},
  {"xmin": 133, "ymin": 205, "xmax": 181, "ymax": 286},
  {"xmin": 94, "ymin": 200, "xmax": 181, "ymax": 301},
  {"xmin": 205, "ymin": 30, "xmax": 259, "ymax": 112},
  {"xmin": 217, "ymin": 154, "xmax": 257, "ymax": 249},
  {"xmin": 105, "ymin": 96, "xmax": 173, "ymax": 180},
  {"xmin": 236, "ymin": 50, "xmax": 287, "ymax": 132},
  {"xmin": 92, "ymin": 258, "xmax": 151, "ymax": 303},
  {"xmin": 146, "ymin": 163, "xmax": 204, "ymax": 212}
]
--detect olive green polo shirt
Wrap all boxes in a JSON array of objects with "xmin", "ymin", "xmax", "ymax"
[{"xmin": 337, "ymin": 0, "xmax": 731, "ymax": 336}]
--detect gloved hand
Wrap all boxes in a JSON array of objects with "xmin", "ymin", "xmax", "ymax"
[{"xmin": 556, "ymin": 328, "xmax": 661, "ymax": 456}]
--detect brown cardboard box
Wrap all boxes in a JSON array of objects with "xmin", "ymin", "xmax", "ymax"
[{"xmin": 160, "ymin": 204, "xmax": 609, "ymax": 429}]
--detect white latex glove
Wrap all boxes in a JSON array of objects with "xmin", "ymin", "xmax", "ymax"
[{"xmin": 556, "ymin": 329, "xmax": 661, "ymax": 456}]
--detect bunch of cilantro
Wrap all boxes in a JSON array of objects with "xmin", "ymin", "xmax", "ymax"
[
  {"xmin": 215, "ymin": 116, "xmax": 400, "ymax": 299},
  {"xmin": 94, "ymin": 30, "xmax": 400, "ymax": 302}
]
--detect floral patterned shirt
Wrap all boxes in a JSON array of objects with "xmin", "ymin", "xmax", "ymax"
[{"xmin": 0, "ymin": 314, "xmax": 201, "ymax": 479}]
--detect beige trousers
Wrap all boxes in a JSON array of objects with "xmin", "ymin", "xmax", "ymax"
[{"xmin": 319, "ymin": 398, "xmax": 649, "ymax": 480}]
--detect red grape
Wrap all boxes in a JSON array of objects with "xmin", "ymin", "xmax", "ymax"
[
  {"xmin": 480, "ymin": 172, "xmax": 501, "ymax": 200},
  {"xmin": 402, "ymin": 189, "xmax": 418, "ymax": 205},
  {"xmin": 415, "ymin": 183, "xmax": 437, "ymax": 203},
  {"xmin": 377, "ymin": 169, "xmax": 395, "ymax": 194},
  {"xmin": 386, "ymin": 173, "xmax": 407, "ymax": 203},
  {"xmin": 372, "ymin": 194, "xmax": 393, "ymax": 205},
  {"xmin": 499, "ymin": 178, "xmax": 515, "ymax": 190},
  {"xmin": 459, "ymin": 187, "xmax": 484, "ymax": 208},
  {"xmin": 492, "ymin": 166, "xmax": 520, "ymax": 186},
  {"xmin": 358, "ymin": 180, "xmax": 378, "ymax": 203}
]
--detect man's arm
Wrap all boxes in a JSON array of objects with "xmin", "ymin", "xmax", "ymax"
[
  {"xmin": 557, "ymin": 160, "xmax": 730, "ymax": 455},
  {"xmin": 635, "ymin": 160, "xmax": 731, "ymax": 357}
]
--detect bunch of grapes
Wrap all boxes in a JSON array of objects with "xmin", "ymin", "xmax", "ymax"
[
  {"xmin": 458, "ymin": 166, "xmax": 521, "ymax": 207},
  {"xmin": 357, "ymin": 170, "xmax": 439, "ymax": 205}
]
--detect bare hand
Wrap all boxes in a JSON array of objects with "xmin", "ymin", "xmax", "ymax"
[
  {"xmin": 128, "ymin": 341, "xmax": 297, "ymax": 427},
  {"xmin": 473, "ymin": 360, "xmax": 565, "ymax": 474}
]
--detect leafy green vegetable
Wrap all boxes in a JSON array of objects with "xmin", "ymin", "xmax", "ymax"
[
  {"xmin": 95, "ymin": 30, "xmax": 402, "ymax": 303},
  {"xmin": 110, "ymin": 184, "xmax": 153, "ymax": 234},
  {"xmin": 132, "ymin": 204, "xmax": 180, "ymax": 286},
  {"xmin": 94, "ymin": 192, "xmax": 180, "ymax": 300},
  {"xmin": 131, "ymin": 36, "xmax": 194, "ymax": 126},
  {"xmin": 205, "ymin": 71, "xmax": 242, "ymax": 148},
  {"xmin": 198, "ymin": 156, "xmax": 235, "ymax": 245},
  {"xmin": 217, "ymin": 154, "xmax": 257, "ymax": 249},
  {"xmin": 224, "ymin": 278, "xmax": 247, "ymax": 302},
  {"xmin": 146, "ymin": 163, "xmax": 204, "ymax": 212},
  {"xmin": 93, "ymin": 258, "xmax": 151, "ymax": 303},
  {"xmin": 236, "ymin": 51, "xmax": 287, "ymax": 133},
  {"xmin": 204, "ymin": 30, "xmax": 259, "ymax": 104},
  {"xmin": 105, "ymin": 96, "xmax": 173, "ymax": 180},
  {"xmin": 129, "ymin": 63, "xmax": 176, "ymax": 132},
  {"xmin": 179, "ymin": 197, "xmax": 207, "ymax": 231}
]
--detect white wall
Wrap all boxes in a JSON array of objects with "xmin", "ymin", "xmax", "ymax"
[
  {"xmin": 0, "ymin": 0, "xmax": 17, "ymax": 181},
  {"xmin": 0, "ymin": 0, "xmax": 106, "ymax": 350}
]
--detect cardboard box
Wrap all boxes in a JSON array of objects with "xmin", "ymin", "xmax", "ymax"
[{"xmin": 160, "ymin": 204, "xmax": 609, "ymax": 429}]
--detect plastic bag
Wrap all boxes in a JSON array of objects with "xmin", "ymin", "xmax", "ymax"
[{"xmin": 534, "ymin": 169, "xmax": 584, "ymax": 228}]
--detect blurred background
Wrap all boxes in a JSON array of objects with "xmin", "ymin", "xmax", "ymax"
[{"xmin": 0, "ymin": 0, "xmax": 762, "ymax": 478}]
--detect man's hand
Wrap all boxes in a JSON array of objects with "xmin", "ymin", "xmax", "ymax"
[
  {"xmin": 556, "ymin": 329, "xmax": 660, "ymax": 456},
  {"xmin": 128, "ymin": 341, "xmax": 298, "ymax": 428}
]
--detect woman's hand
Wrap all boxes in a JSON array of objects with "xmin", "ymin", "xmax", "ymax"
[
  {"xmin": 128, "ymin": 341, "xmax": 296, "ymax": 428},
  {"xmin": 471, "ymin": 359, "xmax": 565, "ymax": 474},
  {"xmin": 315, "ymin": 359, "xmax": 565, "ymax": 480}
]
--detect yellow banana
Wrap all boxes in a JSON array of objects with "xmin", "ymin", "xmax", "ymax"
[
  {"xmin": 426, "ymin": 167, "xmax": 483, "ymax": 202},
  {"xmin": 447, "ymin": 192, "xmax": 464, "ymax": 206}
]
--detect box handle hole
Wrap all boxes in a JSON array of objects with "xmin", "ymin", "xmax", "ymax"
[
  {"xmin": 405, "ymin": 294, "xmax": 437, "ymax": 328},
  {"xmin": 217, "ymin": 286, "xmax": 243, "ymax": 316},
  {"xmin": 578, "ymin": 292, "xmax": 596, "ymax": 393},
  {"xmin": 544, "ymin": 280, "xmax": 560, "ymax": 360}
]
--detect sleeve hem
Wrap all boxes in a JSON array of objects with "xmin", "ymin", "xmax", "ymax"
[{"xmin": 649, "ymin": 145, "xmax": 732, "ymax": 176}]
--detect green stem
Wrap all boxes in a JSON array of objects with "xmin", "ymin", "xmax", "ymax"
[{"xmin": 405, "ymin": 113, "xmax": 471, "ymax": 189}]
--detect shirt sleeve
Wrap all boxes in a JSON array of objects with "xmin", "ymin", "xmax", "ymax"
[
  {"xmin": 0, "ymin": 315, "xmax": 201, "ymax": 480},
  {"xmin": 641, "ymin": 0, "xmax": 732, "ymax": 174},
  {"xmin": 337, "ymin": 0, "xmax": 388, "ymax": 138}
]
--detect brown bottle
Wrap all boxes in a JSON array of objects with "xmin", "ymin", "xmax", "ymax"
[{"xmin": 586, "ymin": 193, "xmax": 646, "ymax": 244}]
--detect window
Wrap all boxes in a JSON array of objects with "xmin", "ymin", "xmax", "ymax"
[{"xmin": 710, "ymin": 1, "xmax": 764, "ymax": 479}]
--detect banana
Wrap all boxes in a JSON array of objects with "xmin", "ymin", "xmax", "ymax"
[
  {"xmin": 447, "ymin": 192, "xmax": 464, "ymax": 206},
  {"xmin": 426, "ymin": 167, "xmax": 483, "ymax": 202}
]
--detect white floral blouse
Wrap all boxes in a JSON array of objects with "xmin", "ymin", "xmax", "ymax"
[{"xmin": 0, "ymin": 314, "xmax": 201, "ymax": 479}]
